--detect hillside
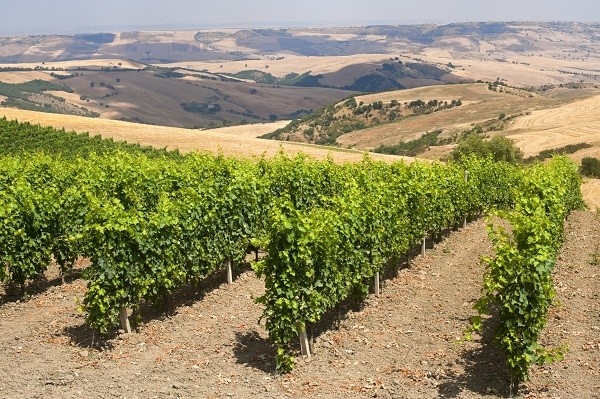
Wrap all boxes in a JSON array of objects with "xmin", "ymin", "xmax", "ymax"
[
  {"xmin": 263, "ymin": 82, "xmax": 600, "ymax": 161},
  {"xmin": 0, "ymin": 22, "xmax": 598, "ymax": 129},
  {"xmin": 0, "ymin": 65, "xmax": 353, "ymax": 128},
  {"xmin": 263, "ymin": 87, "xmax": 465, "ymax": 146}
]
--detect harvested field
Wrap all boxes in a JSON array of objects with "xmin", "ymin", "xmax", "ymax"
[
  {"xmin": 581, "ymin": 179, "xmax": 600, "ymax": 210},
  {"xmin": 164, "ymin": 54, "xmax": 392, "ymax": 78},
  {"xmin": 0, "ymin": 59, "xmax": 144, "ymax": 70},
  {"xmin": 506, "ymin": 95, "xmax": 600, "ymax": 157},
  {"xmin": 0, "ymin": 70, "xmax": 53, "ymax": 83}
]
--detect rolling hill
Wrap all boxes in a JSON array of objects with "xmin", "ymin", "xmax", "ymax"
[
  {"xmin": 0, "ymin": 22, "xmax": 598, "ymax": 130},
  {"xmin": 263, "ymin": 82, "xmax": 600, "ymax": 161}
]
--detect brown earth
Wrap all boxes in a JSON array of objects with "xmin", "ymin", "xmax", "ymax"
[
  {"xmin": 0, "ymin": 66, "xmax": 353, "ymax": 129},
  {"xmin": 1, "ymin": 211, "xmax": 597, "ymax": 398}
]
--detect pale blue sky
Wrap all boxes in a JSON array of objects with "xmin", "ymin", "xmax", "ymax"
[{"xmin": 1, "ymin": 0, "xmax": 598, "ymax": 35}]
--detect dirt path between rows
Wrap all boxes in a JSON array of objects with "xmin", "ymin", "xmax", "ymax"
[{"xmin": 0, "ymin": 211, "xmax": 598, "ymax": 398}]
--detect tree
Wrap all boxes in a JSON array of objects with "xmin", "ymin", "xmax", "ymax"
[
  {"xmin": 269, "ymin": 114, "xmax": 278, "ymax": 121},
  {"xmin": 580, "ymin": 157, "xmax": 600, "ymax": 178},
  {"xmin": 89, "ymin": 82, "xmax": 95, "ymax": 88},
  {"xmin": 451, "ymin": 135, "xmax": 523, "ymax": 164},
  {"xmin": 487, "ymin": 136, "xmax": 524, "ymax": 163}
]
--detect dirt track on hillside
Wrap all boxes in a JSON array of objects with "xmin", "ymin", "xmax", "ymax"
[{"xmin": 0, "ymin": 212, "xmax": 598, "ymax": 398}]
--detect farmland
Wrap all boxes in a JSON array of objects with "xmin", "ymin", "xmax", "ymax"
[{"xmin": 0, "ymin": 20, "xmax": 599, "ymax": 399}]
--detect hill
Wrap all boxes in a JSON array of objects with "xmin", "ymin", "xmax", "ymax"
[
  {"xmin": 0, "ymin": 65, "xmax": 353, "ymax": 128},
  {"xmin": 263, "ymin": 82, "xmax": 600, "ymax": 161},
  {"xmin": 0, "ymin": 22, "xmax": 598, "ymax": 129}
]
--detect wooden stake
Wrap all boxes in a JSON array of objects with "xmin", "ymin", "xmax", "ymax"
[
  {"xmin": 119, "ymin": 307, "xmax": 131, "ymax": 334},
  {"xmin": 226, "ymin": 258, "xmax": 233, "ymax": 285},
  {"xmin": 374, "ymin": 271, "xmax": 380, "ymax": 296},
  {"xmin": 299, "ymin": 325, "xmax": 311, "ymax": 357},
  {"xmin": 421, "ymin": 236, "xmax": 426, "ymax": 256},
  {"xmin": 464, "ymin": 169, "xmax": 469, "ymax": 228}
]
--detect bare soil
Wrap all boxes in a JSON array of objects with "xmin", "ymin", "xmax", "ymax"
[{"xmin": 0, "ymin": 211, "xmax": 598, "ymax": 398}]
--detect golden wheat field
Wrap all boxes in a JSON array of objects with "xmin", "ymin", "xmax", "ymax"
[{"xmin": 0, "ymin": 70, "xmax": 54, "ymax": 84}]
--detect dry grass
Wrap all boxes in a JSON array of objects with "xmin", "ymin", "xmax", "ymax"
[
  {"xmin": 163, "ymin": 54, "xmax": 392, "ymax": 78},
  {"xmin": 565, "ymin": 145, "xmax": 600, "ymax": 164},
  {"xmin": 0, "ymin": 108, "xmax": 410, "ymax": 164},
  {"xmin": 205, "ymin": 121, "xmax": 291, "ymax": 138},
  {"xmin": 581, "ymin": 179, "xmax": 600, "ymax": 210},
  {"xmin": 505, "ymin": 95, "xmax": 600, "ymax": 157},
  {"xmin": 353, "ymin": 83, "xmax": 494, "ymax": 105},
  {"xmin": 337, "ymin": 83, "xmax": 553, "ymax": 149},
  {"xmin": 0, "ymin": 71, "xmax": 53, "ymax": 83},
  {"xmin": 0, "ymin": 59, "xmax": 144, "ymax": 70},
  {"xmin": 419, "ymin": 51, "xmax": 600, "ymax": 87}
]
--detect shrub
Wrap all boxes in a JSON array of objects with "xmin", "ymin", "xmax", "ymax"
[
  {"xmin": 452, "ymin": 135, "xmax": 523, "ymax": 164},
  {"xmin": 344, "ymin": 98, "xmax": 357, "ymax": 108},
  {"xmin": 580, "ymin": 157, "xmax": 600, "ymax": 178}
]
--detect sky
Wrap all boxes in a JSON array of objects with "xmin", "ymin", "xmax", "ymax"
[{"xmin": 0, "ymin": 0, "xmax": 598, "ymax": 35}]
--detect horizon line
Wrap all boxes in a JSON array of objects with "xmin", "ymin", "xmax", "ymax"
[{"xmin": 1, "ymin": 19, "xmax": 597, "ymax": 37}]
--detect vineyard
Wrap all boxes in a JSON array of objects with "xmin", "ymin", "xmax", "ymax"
[{"xmin": 0, "ymin": 119, "xmax": 586, "ymax": 391}]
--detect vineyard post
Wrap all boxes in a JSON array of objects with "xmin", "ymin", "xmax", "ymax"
[
  {"xmin": 464, "ymin": 170, "xmax": 469, "ymax": 228},
  {"xmin": 119, "ymin": 307, "xmax": 132, "ymax": 333},
  {"xmin": 226, "ymin": 257, "xmax": 233, "ymax": 285},
  {"xmin": 374, "ymin": 271, "xmax": 380, "ymax": 296},
  {"xmin": 422, "ymin": 236, "xmax": 426, "ymax": 256},
  {"xmin": 299, "ymin": 324, "xmax": 311, "ymax": 357}
]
